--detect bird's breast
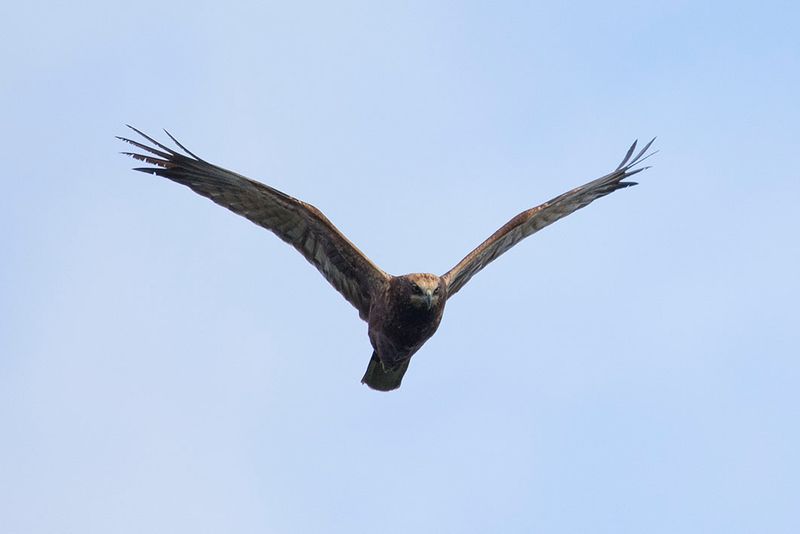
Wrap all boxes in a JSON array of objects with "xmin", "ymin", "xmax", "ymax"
[{"xmin": 371, "ymin": 301, "xmax": 444, "ymax": 352}]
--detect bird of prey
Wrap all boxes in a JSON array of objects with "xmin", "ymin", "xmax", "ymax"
[{"xmin": 120, "ymin": 127, "xmax": 655, "ymax": 391}]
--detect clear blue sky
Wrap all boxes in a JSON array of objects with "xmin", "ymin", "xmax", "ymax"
[{"xmin": 2, "ymin": 1, "xmax": 798, "ymax": 532}]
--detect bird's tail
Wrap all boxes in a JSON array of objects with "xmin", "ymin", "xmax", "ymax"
[{"xmin": 361, "ymin": 352, "xmax": 410, "ymax": 392}]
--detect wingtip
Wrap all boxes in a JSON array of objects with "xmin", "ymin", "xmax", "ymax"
[
  {"xmin": 162, "ymin": 129, "xmax": 202, "ymax": 160},
  {"xmin": 616, "ymin": 139, "xmax": 639, "ymax": 170},
  {"xmin": 132, "ymin": 166, "xmax": 163, "ymax": 175},
  {"xmin": 625, "ymin": 165, "xmax": 651, "ymax": 178},
  {"xmin": 615, "ymin": 136, "xmax": 658, "ymax": 172},
  {"xmin": 125, "ymin": 124, "xmax": 147, "ymax": 138},
  {"xmin": 632, "ymin": 137, "xmax": 656, "ymax": 163}
]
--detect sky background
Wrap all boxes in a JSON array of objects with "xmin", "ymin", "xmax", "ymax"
[{"xmin": 2, "ymin": 1, "xmax": 799, "ymax": 532}]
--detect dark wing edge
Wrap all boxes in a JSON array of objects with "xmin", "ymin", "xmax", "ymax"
[
  {"xmin": 441, "ymin": 138, "xmax": 656, "ymax": 297},
  {"xmin": 119, "ymin": 126, "xmax": 389, "ymax": 320}
]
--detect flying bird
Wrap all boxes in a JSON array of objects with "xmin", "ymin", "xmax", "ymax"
[{"xmin": 120, "ymin": 127, "xmax": 655, "ymax": 391}]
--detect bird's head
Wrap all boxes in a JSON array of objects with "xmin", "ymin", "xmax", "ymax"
[{"xmin": 401, "ymin": 273, "xmax": 445, "ymax": 311}]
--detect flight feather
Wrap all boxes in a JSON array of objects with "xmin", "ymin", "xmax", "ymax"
[
  {"xmin": 119, "ymin": 126, "xmax": 389, "ymax": 320},
  {"xmin": 442, "ymin": 138, "xmax": 656, "ymax": 296}
]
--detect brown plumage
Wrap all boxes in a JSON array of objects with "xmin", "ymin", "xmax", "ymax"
[{"xmin": 119, "ymin": 126, "xmax": 655, "ymax": 391}]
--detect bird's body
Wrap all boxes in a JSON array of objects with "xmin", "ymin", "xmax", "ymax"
[
  {"xmin": 120, "ymin": 127, "xmax": 655, "ymax": 391},
  {"xmin": 364, "ymin": 274, "xmax": 447, "ymax": 390}
]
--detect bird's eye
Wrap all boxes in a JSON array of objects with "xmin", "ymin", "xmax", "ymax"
[
  {"xmin": 433, "ymin": 287, "xmax": 440, "ymax": 294},
  {"xmin": 413, "ymin": 284, "xmax": 422, "ymax": 294}
]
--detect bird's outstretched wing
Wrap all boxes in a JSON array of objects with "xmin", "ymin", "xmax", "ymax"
[
  {"xmin": 442, "ymin": 139, "xmax": 656, "ymax": 297},
  {"xmin": 119, "ymin": 126, "xmax": 389, "ymax": 320}
]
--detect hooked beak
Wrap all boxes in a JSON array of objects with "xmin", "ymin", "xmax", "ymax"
[{"xmin": 425, "ymin": 289, "xmax": 434, "ymax": 310}]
